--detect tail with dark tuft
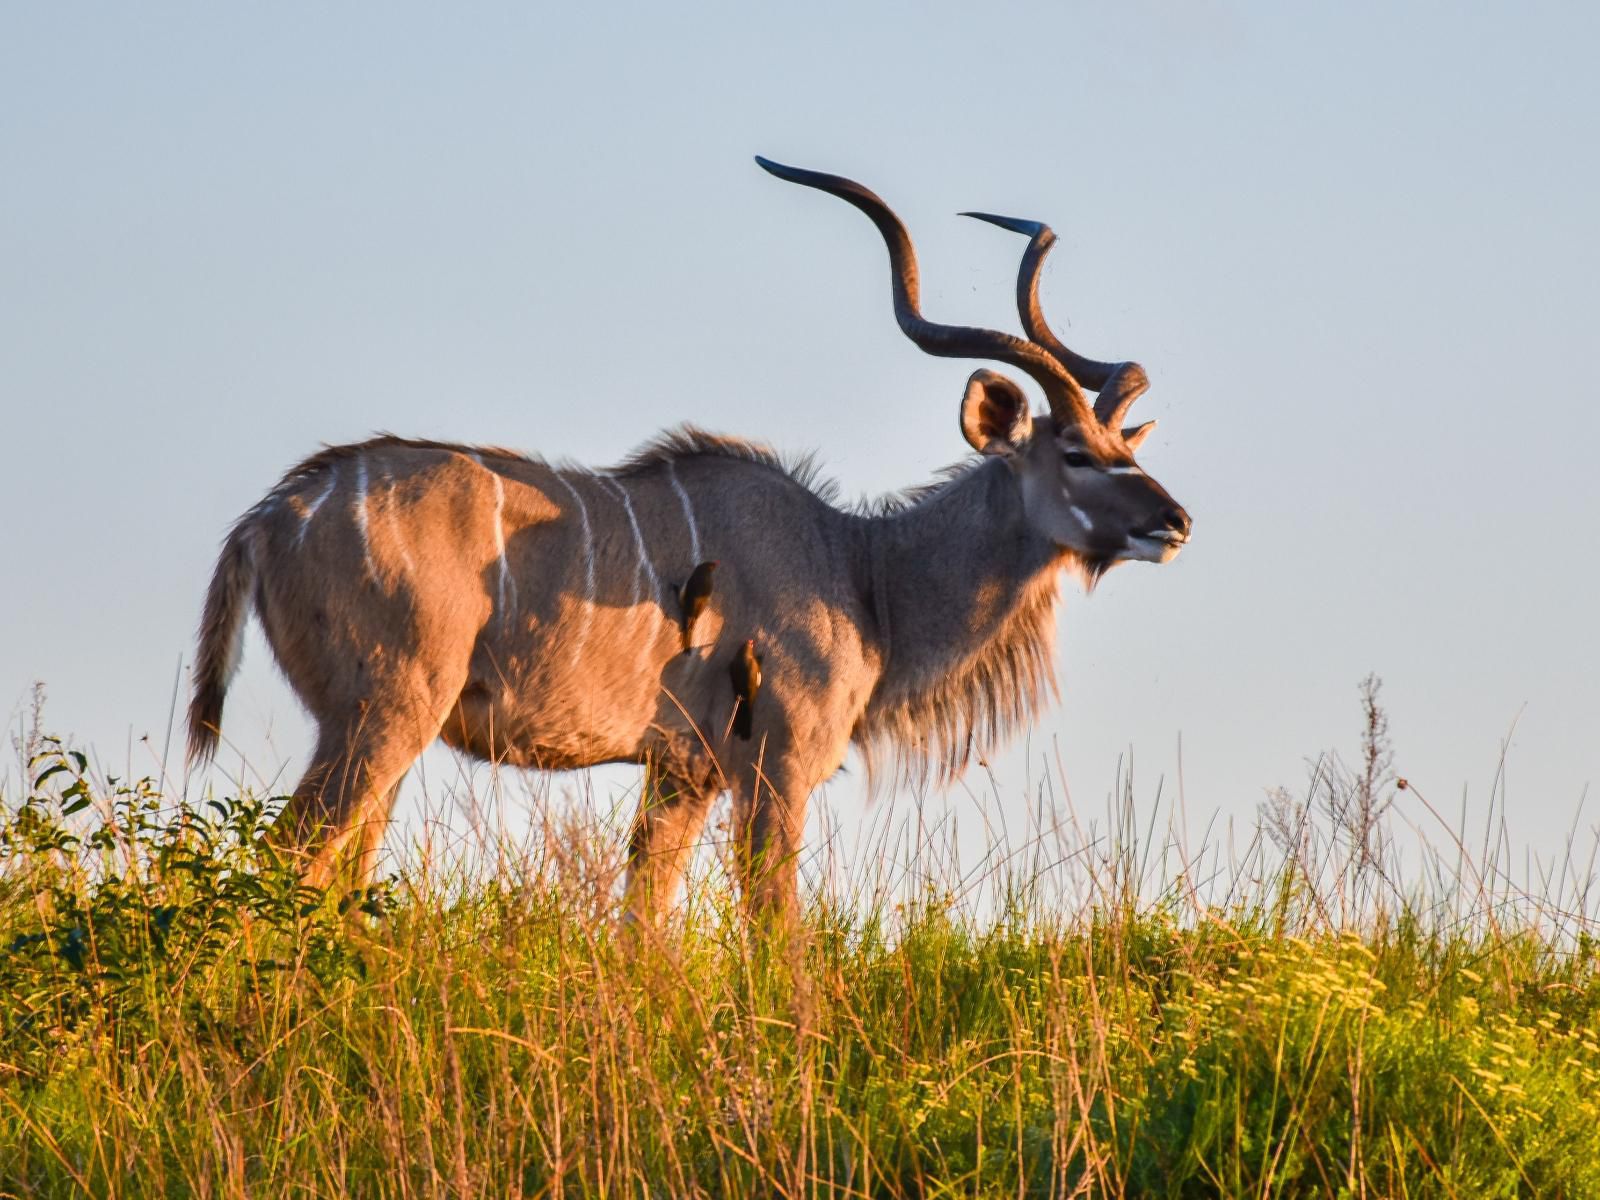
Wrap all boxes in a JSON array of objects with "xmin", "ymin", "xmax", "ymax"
[{"xmin": 187, "ymin": 517, "xmax": 258, "ymax": 764}]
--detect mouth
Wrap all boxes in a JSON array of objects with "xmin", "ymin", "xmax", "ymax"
[{"xmin": 1124, "ymin": 530, "xmax": 1189, "ymax": 563}]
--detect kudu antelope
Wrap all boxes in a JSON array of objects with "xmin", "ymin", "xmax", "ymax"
[{"xmin": 187, "ymin": 157, "xmax": 1191, "ymax": 921}]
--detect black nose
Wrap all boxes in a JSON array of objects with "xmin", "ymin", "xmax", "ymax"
[{"xmin": 1162, "ymin": 507, "xmax": 1191, "ymax": 536}]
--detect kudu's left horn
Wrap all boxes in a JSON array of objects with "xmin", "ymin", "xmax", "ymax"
[
  {"xmin": 962, "ymin": 211, "xmax": 1150, "ymax": 433},
  {"xmin": 755, "ymin": 156, "xmax": 1102, "ymax": 435}
]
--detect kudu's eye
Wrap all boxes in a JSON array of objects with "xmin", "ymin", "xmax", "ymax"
[{"xmin": 1061, "ymin": 449, "xmax": 1094, "ymax": 469}]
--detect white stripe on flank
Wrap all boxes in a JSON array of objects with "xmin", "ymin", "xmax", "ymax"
[
  {"xmin": 665, "ymin": 461, "xmax": 702, "ymax": 564},
  {"xmin": 296, "ymin": 466, "xmax": 339, "ymax": 545},
  {"xmin": 554, "ymin": 472, "xmax": 596, "ymax": 602},
  {"xmin": 353, "ymin": 459, "xmax": 377, "ymax": 578},
  {"xmin": 381, "ymin": 468, "xmax": 416, "ymax": 576},
  {"xmin": 599, "ymin": 476, "xmax": 660, "ymax": 605},
  {"xmin": 473, "ymin": 454, "xmax": 517, "ymax": 623},
  {"xmin": 553, "ymin": 471, "xmax": 595, "ymax": 664}
]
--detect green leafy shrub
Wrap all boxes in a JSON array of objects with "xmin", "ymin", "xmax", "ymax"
[
  {"xmin": 1, "ymin": 740, "xmax": 376, "ymax": 1084},
  {"xmin": 1, "ymin": 729, "xmax": 1597, "ymax": 1197}
]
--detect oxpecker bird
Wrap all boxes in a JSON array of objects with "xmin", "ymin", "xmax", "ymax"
[
  {"xmin": 729, "ymin": 638, "xmax": 763, "ymax": 741},
  {"xmin": 676, "ymin": 560, "xmax": 718, "ymax": 654}
]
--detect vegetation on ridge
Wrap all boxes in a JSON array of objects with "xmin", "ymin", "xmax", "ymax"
[{"xmin": 2, "ymin": 684, "xmax": 1598, "ymax": 1197}]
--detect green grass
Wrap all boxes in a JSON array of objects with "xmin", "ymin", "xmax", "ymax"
[{"xmin": 3, "ymin": 710, "xmax": 1599, "ymax": 1197}]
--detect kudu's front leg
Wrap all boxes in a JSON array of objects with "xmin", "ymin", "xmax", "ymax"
[
  {"xmin": 729, "ymin": 756, "xmax": 810, "ymax": 927},
  {"xmin": 623, "ymin": 759, "xmax": 719, "ymax": 926}
]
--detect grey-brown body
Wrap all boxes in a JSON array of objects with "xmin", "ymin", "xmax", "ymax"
[{"xmin": 187, "ymin": 158, "xmax": 1191, "ymax": 922}]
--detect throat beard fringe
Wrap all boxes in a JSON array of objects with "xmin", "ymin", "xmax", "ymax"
[{"xmin": 854, "ymin": 555, "xmax": 1075, "ymax": 792}]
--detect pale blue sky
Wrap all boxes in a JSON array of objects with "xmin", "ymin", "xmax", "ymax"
[{"xmin": 3, "ymin": 4, "xmax": 1595, "ymax": 887}]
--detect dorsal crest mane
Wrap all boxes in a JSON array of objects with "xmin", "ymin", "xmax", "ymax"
[
  {"xmin": 611, "ymin": 425, "xmax": 843, "ymax": 507},
  {"xmin": 271, "ymin": 434, "xmax": 533, "ymax": 490},
  {"xmin": 273, "ymin": 427, "xmax": 983, "ymax": 521}
]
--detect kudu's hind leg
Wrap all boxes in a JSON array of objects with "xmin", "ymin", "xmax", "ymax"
[
  {"xmin": 278, "ymin": 700, "xmax": 450, "ymax": 891},
  {"xmin": 623, "ymin": 761, "xmax": 719, "ymax": 925},
  {"xmin": 352, "ymin": 779, "xmax": 404, "ymax": 885}
]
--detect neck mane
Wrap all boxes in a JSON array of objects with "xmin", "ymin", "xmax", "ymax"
[{"xmin": 855, "ymin": 457, "xmax": 1077, "ymax": 788}]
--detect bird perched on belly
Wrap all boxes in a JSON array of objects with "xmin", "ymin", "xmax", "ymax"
[
  {"xmin": 676, "ymin": 560, "xmax": 718, "ymax": 654},
  {"xmin": 729, "ymin": 638, "xmax": 763, "ymax": 741}
]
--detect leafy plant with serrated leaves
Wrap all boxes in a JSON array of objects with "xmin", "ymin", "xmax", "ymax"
[{"xmin": 0, "ymin": 739, "xmax": 384, "ymax": 1079}]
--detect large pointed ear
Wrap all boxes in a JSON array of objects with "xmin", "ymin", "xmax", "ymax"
[
  {"xmin": 1121, "ymin": 419, "xmax": 1157, "ymax": 452},
  {"xmin": 960, "ymin": 370, "xmax": 1033, "ymax": 456}
]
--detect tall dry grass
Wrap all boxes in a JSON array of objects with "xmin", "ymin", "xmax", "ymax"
[{"xmin": 2, "ymin": 680, "xmax": 1598, "ymax": 1197}]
